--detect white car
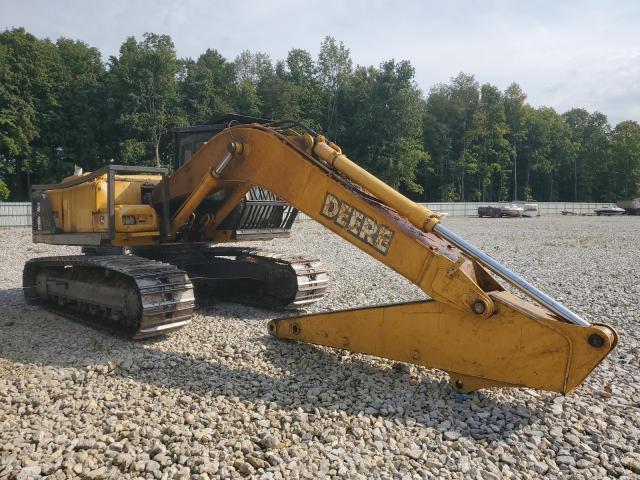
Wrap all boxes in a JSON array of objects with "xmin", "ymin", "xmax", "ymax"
[{"xmin": 594, "ymin": 205, "xmax": 625, "ymax": 216}]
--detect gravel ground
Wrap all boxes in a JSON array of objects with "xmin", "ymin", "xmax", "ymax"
[{"xmin": 0, "ymin": 216, "xmax": 639, "ymax": 480}]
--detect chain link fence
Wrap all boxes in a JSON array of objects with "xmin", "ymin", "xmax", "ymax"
[
  {"xmin": 0, "ymin": 201, "xmax": 616, "ymax": 227},
  {"xmin": 297, "ymin": 201, "xmax": 614, "ymax": 221},
  {"xmin": 421, "ymin": 202, "xmax": 612, "ymax": 217},
  {"xmin": 0, "ymin": 202, "xmax": 32, "ymax": 227}
]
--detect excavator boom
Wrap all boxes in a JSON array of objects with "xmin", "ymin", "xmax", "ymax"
[{"xmin": 150, "ymin": 123, "xmax": 617, "ymax": 394}]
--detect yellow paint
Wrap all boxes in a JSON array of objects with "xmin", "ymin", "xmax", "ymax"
[
  {"xmin": 161, "ymin": 123, "xmax": 616, "ymax": 393},
  {"xmin": 268, "ymin": 291, "xmax": 616, "ymax": 394},
  {"xmin": 163, "ymin": 125, "xmax": 495, "ymax": 317},
  {"xmin": 170, "ymin": 168, "xmax": 219, "ymax": 235},
  {"xmin": 35, "ymin": 123, "xmax": 618, "ymax": 393},
  {"xmin": 114, "ymin": 204, "xmax": 158, "ymax": 233},
  {"xmin": 203, "ymin": 183, "xmax": 252, "ymax": 238},
  {"xmin": 112, "ymin": 232, "xmax": 160, "ymax": 246},
  {"xmin": 313, "ymin": 138, "xmax": 442, "ymax": 232},
  {"xmin": 44, "ymin": 173, "xmax": 160, "ymax": 235}
]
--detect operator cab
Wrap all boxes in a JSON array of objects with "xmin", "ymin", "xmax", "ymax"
[
  {"xmin": 171, "ymin": 115, "xmax": 299, "ymax": 241},
  {"xmin": 172, "ymin": 114, "xmax": 268, "ymax": 169}
]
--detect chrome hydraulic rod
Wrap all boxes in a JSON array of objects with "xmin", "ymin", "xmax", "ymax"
[
  {"xmin": 311, "ymin": 134, "xmax": 590, "ymax": 327},
  {"xmin": 433, "ymin": 223, "xmax": 591, "ymax": 327}
]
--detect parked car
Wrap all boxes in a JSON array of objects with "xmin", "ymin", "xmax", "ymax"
[{"xmin": 594, "ymin": 205, "xmax": 625, "ymax": 216}]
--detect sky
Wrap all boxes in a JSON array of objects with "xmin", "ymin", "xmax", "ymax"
[{"xmin": 2, "ymin": 0, "xmax": 639, "ymax": 125}]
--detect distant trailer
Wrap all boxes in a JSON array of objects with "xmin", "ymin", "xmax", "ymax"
[
  {"xmin": 594, "ymin": 205, "xmax": 625, "ymax": 216},
  {"xmin": 616, "ymin": 198, "xmax": 640, "ymax": 215}
]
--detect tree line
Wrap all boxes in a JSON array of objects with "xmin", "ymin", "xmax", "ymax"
[{"xmin": 1, "ymin": 28, "xmax": 639, "ymax": 202}]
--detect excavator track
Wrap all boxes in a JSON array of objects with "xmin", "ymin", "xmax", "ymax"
[
  {"xmin": 127, "ymin": 245, "xmax": 329, "ymax": 308},
  {"xmin": 23, "ymin": 255, "xmax": 195, "ymax": 339},
  {"xmin": 231, "ymin": 248, "xmax": 329, "ymax": 307}
]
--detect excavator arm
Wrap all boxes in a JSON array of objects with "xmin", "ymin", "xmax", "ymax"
[{"xmin": 154, "ymin": 123, "xmax": 617, "ymax": 394}]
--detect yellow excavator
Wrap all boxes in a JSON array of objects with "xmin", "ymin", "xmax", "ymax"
[{"xmin": 24, "ymin": 115, "xmax": 617, "ymax": 395}]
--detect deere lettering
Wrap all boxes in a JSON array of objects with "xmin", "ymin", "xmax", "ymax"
[{"xmin": 321, "ymin": 192, "xmax": 394, "ymax": 255}]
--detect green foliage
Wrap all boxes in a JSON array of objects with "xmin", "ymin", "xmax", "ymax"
[
  {"xmin": 339, "ymin": 60, "xmax": 428, "ymax": 193},
  {"xmin": 317, "ymin": 37, "xmax": 352, "ymax": 140},
  {"xmin": 610, "ymin": 120, "xmax": 640, "ymax": 198},
  {"xmin": 45, "ymin": 38, "xmax": 106, "ymax": 175},
  {"xmin": 234, "ymin": 80, "xmax": 262, "ymax": 117},
  {"xmin": 424, "ymin": 73, "xmax": 481, "ymax": 200},
  {"xmin": 467, "ymin": 84, "xmax": 514, "ymax": 201},
  {"xmin": 561, "ymin": 109, "xmax": 612, "ymax": 201},
  {"xmin": 106, "ymin": 33, "xmax": 186, "ymax": 166},
  {"xmin": 376, "ymin": 138, "xmax": 430, "ymax": 193},
  {"xmin": 182, "ymin": 49, "xmax": 236, "ymax": 124},
  {"xmin": 2, "ymin": 28, "xmax": 640, "ymax": 204},
  {"xmin": 0, "ymin": 178, "xmax": 9, "ymax": 200},
  {"xmin": 0, "ymin": 28, "xmax": 65, "ymax": 198}
]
